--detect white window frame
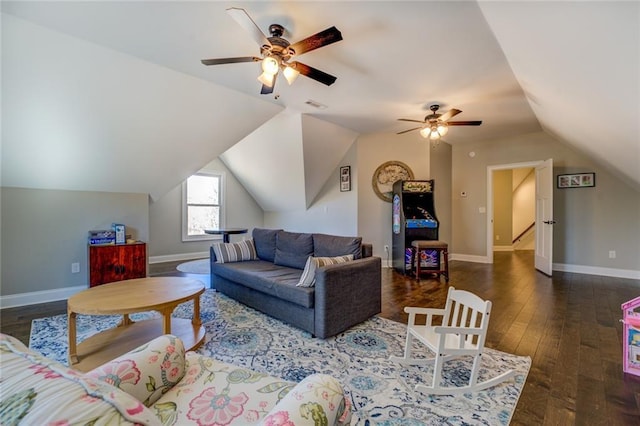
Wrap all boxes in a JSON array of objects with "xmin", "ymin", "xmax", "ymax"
[{"xmin": 181, "ymin": 171, "xmax": 226, "ymax": 242}]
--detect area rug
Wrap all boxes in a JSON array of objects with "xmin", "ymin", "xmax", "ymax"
[
  {"xmin": 30, "ymin": 290, "xmax": 530, "ymax": 425},
  {"xmin": 176, "ymin": 258, "xmax": 209, "ymax": 274}
]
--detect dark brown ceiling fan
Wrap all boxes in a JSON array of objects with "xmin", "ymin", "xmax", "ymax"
[
  {"xmin": 201, "ymin": 7, "xmax": 342, "ymax": 95},
  {"xmin": 397, "ymin": 104, "xmax": 482, "ymax": 140}
]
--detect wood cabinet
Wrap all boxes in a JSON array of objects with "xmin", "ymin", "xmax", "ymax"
[{"xmin": 88, "ymin": 242, "xmax": 147, "ymax": 287}]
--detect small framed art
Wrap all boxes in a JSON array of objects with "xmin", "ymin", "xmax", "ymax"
[
  {"xmin": 557, "ymin": 172, "xmax": 595, "ymax": 189},
  {"xmin": 340, "ymin": 166, "xmax": 351, "ymax": 192}
]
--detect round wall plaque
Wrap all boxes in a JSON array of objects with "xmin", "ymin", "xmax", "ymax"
[{"xmin": 372, "ymin": 161, "xmax": 414, "ymax": 202}]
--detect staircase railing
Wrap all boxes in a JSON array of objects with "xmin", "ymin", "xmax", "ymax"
[{"xmin": 513, "ymin": 222, "xmax": 535, "ymax": 244}]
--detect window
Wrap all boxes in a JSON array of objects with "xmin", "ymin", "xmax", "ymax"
[{"xmin": 182, "ymin": 172, "xmax": 224, "ymax": 241}]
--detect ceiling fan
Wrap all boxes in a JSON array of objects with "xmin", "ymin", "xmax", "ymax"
[
  {"xmin": 397, "ymin": 104, "xmax": 482, "ymax": 140},
  {"xmin": 201, "ymin": 7, "xmax": 342, "ymax": 95}
]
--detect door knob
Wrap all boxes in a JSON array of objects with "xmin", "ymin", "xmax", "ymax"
[{"xmin": 543, "ymin": 220, "xmax": 556, "ymax": 224}]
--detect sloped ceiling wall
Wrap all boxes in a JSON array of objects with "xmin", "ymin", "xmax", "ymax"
[
  {"xmin": 478, "ymin": 1, "xmax": 640, "ymax": 189},
  {"xmin": 1, "ymin": 14, "xmax": 283, "ymax": 201},
  {"xmin": 220, "ymin": 110, "xmax": 358, "ymax": 211}
]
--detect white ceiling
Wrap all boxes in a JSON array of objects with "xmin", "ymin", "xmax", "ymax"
[{"xmin": 2, "ymin": 1, "xmax": 639, "ymax": 197}]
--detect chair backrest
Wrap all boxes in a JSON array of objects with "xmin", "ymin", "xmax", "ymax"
[{"xmin": 443, "ymin": 287, "xmax": 492, "ymax": 348}]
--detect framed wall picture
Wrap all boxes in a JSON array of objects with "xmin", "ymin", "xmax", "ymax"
[
  {"xmin": 557, "ymin": 172, "xmax": 595, "ymax": 188},
  {"xmin": 340, "ymin": 166, "xmax": 351, "ymax": 192}
]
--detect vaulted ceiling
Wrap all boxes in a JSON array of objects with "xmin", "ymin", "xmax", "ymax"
[{"xmin": 2, "ymin": 1, "xmax": 638, "ymax": 207}]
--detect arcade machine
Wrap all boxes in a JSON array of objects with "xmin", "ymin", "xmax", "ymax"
[{"xmin": 392, "ymin": 180, "xmax": 440, "ymax": 274}]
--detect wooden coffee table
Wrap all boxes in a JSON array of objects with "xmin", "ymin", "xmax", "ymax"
[{"xmin": 68, "ymin": 277, "xmax": 206, "ymax": 372}]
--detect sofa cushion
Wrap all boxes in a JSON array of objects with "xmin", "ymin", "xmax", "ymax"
[
  {"xmin": 212, "ymin": 239, "xmax": 258, "ymax": 263},
  {"xmin": 274, "ymin": 231, "xmax": 314, "ymax": 269},
  {"xmin": 252, "ymin": 228, "xmax": 281, "ymax": 262},
  {"xmin": 152, "ymin": 352, "xmax": 298, "ymax": 425},
  {"xmin": 297, "ymin": 255, "xmax": 355, "ymax": 287},
  {"xmin": 313, "ymin": 233, "xmax": 363, "ymax": 259},
  {"xmin": 0, "ymin": 333, "xmax": 160, "ymax": 426},
  {"xmin": 211, "ymin": 260, "xmax": 314, "ymax": 308}
]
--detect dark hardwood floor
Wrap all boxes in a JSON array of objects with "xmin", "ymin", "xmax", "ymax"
[{"xmin": 2, "ymin": 251, "xmax": 639, "ymax": 425}]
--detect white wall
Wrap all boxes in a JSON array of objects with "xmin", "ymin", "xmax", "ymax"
[
  {"xmin": 264, "ymin": 144, "xmax": 358, "ymax": 236},
  {"xmin": 148, "ymin": 159, "xmax": 264, "ymax": 261},
  {"xmin": 512, "ymin": 169, "xmax": 535, "ymax": 240}
]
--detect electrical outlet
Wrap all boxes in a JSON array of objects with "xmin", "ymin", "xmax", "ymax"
[
  {"xmin": 609, "ymin": 250, "xmax": 616, "ymax": 259},
  {"xmin": 384, "ymin": 245, "xmax": 389, "ymax": 252},
  {"xmin": 71, "ymin": 262, "xmax": 80, "ymax": 273},
  {"xmin": 496, "ymin": 235, "xmax": 500, "ymax": 241}
]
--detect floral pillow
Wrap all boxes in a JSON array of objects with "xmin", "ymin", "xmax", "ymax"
[
  {"xmin": 297, "ymin": 255, "xmax": 354, "ymax": 287},
  {"xmin": 86, "ymin": 334, "xmax": 186, "ymax": 407}
]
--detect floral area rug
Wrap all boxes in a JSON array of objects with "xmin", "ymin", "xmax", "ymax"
[{"xmin": 30, "ymin": 290, "xmax": 530, "ymax": 425}]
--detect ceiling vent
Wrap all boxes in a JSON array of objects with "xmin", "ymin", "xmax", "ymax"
[{"xmin": 305, "ymin": 99, "xmax": 328, "ymax": 109}]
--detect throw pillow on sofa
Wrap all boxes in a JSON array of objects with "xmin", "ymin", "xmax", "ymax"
[
  {"xmin": 313, "ymin": 233, "xmax": 363, "ymax": 259},
  {"xmin": 274, "ymin": 231, "xmax": 314, "ymax": 269},
  {"xmin": 297, "ymin": 255, "xmax": 355, "ymax": 287},
  {"xmin": 212, "ymin": 239, "xmax": 257, "ymax": 263}
]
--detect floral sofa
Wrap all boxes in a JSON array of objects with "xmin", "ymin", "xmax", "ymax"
[{"xmin": 0, "ymin": 333, "xmax": 351, "ymax": 425}]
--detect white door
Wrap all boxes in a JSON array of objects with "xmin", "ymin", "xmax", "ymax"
[{"xmin": 535, "ymin": 159, "xmax": 554, "ymax": 275}]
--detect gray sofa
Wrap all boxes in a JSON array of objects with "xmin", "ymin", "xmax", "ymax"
[{"xmin": 209, "ymin": 228, "xmax": 382, "ymax": 338}]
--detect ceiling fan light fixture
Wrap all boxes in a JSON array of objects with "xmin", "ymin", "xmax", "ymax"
[
  {"xmin": 283, "ymin": 65, "xmax": 300, "ymax": 85},
  {"xmin": 257, "ymin": 71, "xmax": 276, "ymax": 87},
  {"xmin": 436, "ymin": 122, "xmax": 449, "ymax": 136},
  {"xmin": 261, "ymin": 56, "xmax": 280, "ymax": 75}
]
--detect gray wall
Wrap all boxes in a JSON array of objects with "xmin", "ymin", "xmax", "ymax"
[
  {"xmin": 431, "ymin": 142, "xmax": 452, "ymax": 247},
  {"xmin": 1, "ymin": 187, "xmax": 148, "ymax": 296},
  {"xmin": 356, "ymin": 132, "xmax": 431, "ymax": 260},
  {"xmin": 452, "ymin": 131, "xmax": 640, "ymax": 270},
  {"xmin": 148, "ymin": 158, "xmax": 263, "ymax": 261}
]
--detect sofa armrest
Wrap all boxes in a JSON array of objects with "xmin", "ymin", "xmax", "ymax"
[
  {"xmin": 86, "ymin": 334, "xmax": 186, "ymax": 407},
  {"xmin": 262, "ymin": 374, "xmax": 352, "ymax": 426},
  {"xmin": 313, "ymin": 256, "xmax": 382, "ymax": 338}
]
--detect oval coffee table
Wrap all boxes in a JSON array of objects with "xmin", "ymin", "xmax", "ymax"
[{"xmin": 67, "ymin": 277, "xmax": 205, "ymax": 372}]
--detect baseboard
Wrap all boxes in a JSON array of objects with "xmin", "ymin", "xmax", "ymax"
[
  {"xmin": 149, "ymin": 251, "xmax": 209, "ymax": 264},
  {"xmin": 450, "ymin": 253, "xmax": 491, "ymax": 264},
  {"xmin": 493, "ymin": 246, "xmax": 514, "ymax": 252},
  {"xmin": 0, "ymin": 285, "xmax": 86, "ymax": 309},
  {"xmin": 553, "ymin": 263, "xmax": 640, "ymax": 279}
]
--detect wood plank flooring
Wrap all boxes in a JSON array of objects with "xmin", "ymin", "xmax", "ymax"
[{"xmin": 2, "ymin": 251, "xmax": 639, "ymax": 424}]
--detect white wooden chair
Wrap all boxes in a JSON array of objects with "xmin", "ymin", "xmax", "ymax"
[{"xmin": 389, "ymin": 286, "xmax": 515, "ymax": 395}]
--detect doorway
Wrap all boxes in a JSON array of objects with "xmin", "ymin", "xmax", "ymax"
[{"xmin": 486, "ymin": 160, "xmax": 553, "ymax": 275}]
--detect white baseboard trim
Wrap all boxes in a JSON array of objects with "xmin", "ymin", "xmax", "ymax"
[
  {"xmin": 0, "ymin": 286, "xmax": 86, "ymax": 309},
  {"xmin": 552, "ymin": 263, "xmax": 640, "ymax": 279},
  {"xmin": 450, "ymin": 253, "xmax": 491, "ymax": 264},
  {"xmin": 149, "ymin": 251, "xmax": 209, "ymax": 264}
]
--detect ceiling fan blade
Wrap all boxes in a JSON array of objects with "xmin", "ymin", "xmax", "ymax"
[
  {"xmin": 290, "ymin": 61, "xmax": 337, "ymax": 86},
  {"xmin": 289, "ymin": 26, "xmax": 343, "ymax": 56},
  {"xmin": 397, "ymin": 127, "xmax": 422, "ymax": 135},
  {"xmin": 398, "ymin": 118, "xmax": 426, "ymax": 124},
  {"xmin": 260, "ymin": 74, "xmax": 276, "ymax": 94},
  {"xmin": 226, "ymin": 7, "xmax": 271, "ymax": 47},
  {"xmin": 447, "ymin": 120, "xmax": 483, "ymax": 126},
  {"xmin": 438, "ymin": 108, "xmax": 462, "ymax": 122},
  {"xmin": 201, "ymin": 57, "xmax": 260, "ymax": 66}
]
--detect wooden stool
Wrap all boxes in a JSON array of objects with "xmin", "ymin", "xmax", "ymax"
[{"xmin": 411, "ymin": 240, "xmax": 449, "ymax": 281}]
